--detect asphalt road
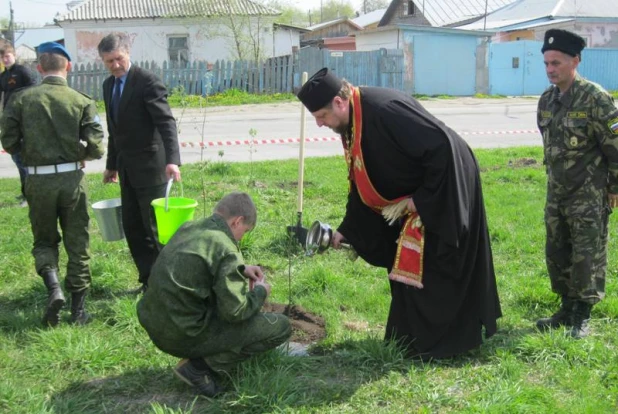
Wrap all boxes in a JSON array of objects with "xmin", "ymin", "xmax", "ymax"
[{"xmin": 0, "ymin": 97, "xmax": 541, "ymax": 179}]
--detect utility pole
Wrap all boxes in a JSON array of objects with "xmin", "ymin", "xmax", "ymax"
[
  {"xmin": 7, "ymin": 1, "xmax": 15, "ymax": 45},
  {"xmin": 483, "ymin": 0, "xmax": 488, "ymax": 31},
  {"xmin": 320, "ymin": 0, "xmax": 323, "ymax": 23}
]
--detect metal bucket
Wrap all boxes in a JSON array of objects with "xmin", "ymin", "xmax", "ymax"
[{"xmin": 91, "ymin": 198, "xmax": 125, "ymax": 242}]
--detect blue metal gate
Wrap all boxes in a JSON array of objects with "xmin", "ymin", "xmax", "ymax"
[
  {"xmin": 489, "ymin": 41, "xmax": 548, "ymax": 96},
  {"xmin": 297, "ymin": 48, "xmax": 404, "ymax": 90},
  {"xmin": 413, "ymin": 35, "xmax": 477, "ymax": 96}
]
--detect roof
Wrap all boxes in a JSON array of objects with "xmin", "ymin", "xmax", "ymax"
[
  {"xmin": 460, "ymin": 0, "xmax": 618, "ymax": 30},
  {"xmin": 56, "ymin": 0, "xmax": 280, "ymax": 22},
  {"xmin": 351, "ymin": 8, "xmax": 387, "ymax": 28},
  {"xmin": 307, "ymin": 18, "xmax": 363, "ymax": 32},
  {"xmin": 380, "ymin": 0, "xmax": 517, "ymax": 27}
]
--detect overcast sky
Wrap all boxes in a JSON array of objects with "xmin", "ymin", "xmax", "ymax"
[{"xmin": 3, "ymin": 0, "xmax": 366, "ymax": 27}]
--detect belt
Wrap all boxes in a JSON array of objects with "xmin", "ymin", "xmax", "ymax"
[{"xmin": 27, "ymin": 162, "xmax": 80, "ymax": 175}]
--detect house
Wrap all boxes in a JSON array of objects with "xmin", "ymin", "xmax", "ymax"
[
  {"xmin": 458, "ymin": 0, "xmax": 618, "ymax": 48},
  {"xmin": 54, "ymin": 0, "xmax": 305, "ymax": 64},
  {"xmin": 378, "ymin": 0, "xmax": 517, "ymax": 28},
  {"xmin": 301, "ymin": 18, "xmax": 363, "ymax": 50}
]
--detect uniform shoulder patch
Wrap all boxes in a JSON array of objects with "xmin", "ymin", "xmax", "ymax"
[
  {"xmin": 541, "ymin": 111, "xmax": 552, "ymax": 119},
  {"xmin": 609, "ymin": 117, "xmax": 618, "ymax": 135}
]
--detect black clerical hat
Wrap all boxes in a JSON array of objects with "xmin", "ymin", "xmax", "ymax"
[
  {"xmin": 541, "ymin": 29, "xmax": 586, "ymax": 57},
  {"xmin": 37, "ymin": 41, "xmax": 72, "ymax": 61},
  {"xmin": 297, "ymin": 68, "xmax": 343, "ymax": 112}
]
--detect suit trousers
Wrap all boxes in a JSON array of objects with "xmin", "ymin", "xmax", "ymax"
[{"xmin": 119, "ymin": 173, "xmax": 167, "ymax": 284}]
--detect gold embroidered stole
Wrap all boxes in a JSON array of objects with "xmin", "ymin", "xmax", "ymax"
[{"xmin": 347, "ymin": 88, "xmax": 425, "ymax": 288}]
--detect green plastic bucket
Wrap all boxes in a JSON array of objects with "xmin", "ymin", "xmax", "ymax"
[{"xmin": 151, "ymin": 179, "xmax": 197, "ymax": 245}]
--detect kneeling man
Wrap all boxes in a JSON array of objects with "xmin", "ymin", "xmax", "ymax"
[{"xmin": 137, "ymin": 192, "xmax": 291, "ymax": 397}]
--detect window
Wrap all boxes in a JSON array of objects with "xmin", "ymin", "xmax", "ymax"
[
  {"xmin": 168, "ymin": 36, "xmax": 189, "ymax": 66},
  {"xmin": 403, "ymin": 1, "xmax": 416, "ymax": 16}
]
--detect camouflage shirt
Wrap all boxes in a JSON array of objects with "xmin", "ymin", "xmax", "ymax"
[
  {"xmin": 0, "ymin": 76, "xmax": 104, "ymax": 166},
  {"xmin": 537, "ymin": 75, "xmax": 618, "ymax": 197}
]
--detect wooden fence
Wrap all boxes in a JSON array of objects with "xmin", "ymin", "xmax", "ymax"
[{"xmin": 25, "ymin": 54, "xmax": 296, "ymax": 100}]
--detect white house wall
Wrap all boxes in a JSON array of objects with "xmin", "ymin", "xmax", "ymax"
[
  {"xmin": 60, "ymin": 17, "xmax": 297, "ymax": 64},
  {"xmin": 355, "ymin": 30, "xmax": 401, "ymax": 51}
]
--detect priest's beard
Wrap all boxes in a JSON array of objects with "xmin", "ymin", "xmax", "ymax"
[{"xmin": 331, "ymin": 120, "xmax": 349, "ymax": 135}]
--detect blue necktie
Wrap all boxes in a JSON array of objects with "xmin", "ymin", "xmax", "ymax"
[{"xmin": 111, "ymin": 77, "xmax": 122, "ymax": 123}]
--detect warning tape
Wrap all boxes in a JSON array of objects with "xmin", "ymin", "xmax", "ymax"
[{"xmin": 0, "ymin": 130, "xmax": 541, "ymax": 154}]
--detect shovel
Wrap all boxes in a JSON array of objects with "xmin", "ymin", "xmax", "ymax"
[{"xmin": 287, "ymin": 72, "xmax": 309, "ymax": 246}]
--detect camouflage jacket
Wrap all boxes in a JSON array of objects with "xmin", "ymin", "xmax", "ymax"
[
  {"xmin": 0, "ymin": 76, "xmax": 104, "ymax": 166},
  {"xmin": 537, "ymin": 75, "xmax": 618, "ymax": 197}
]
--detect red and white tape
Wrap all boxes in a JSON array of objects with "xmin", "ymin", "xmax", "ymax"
[{"xmin": 0, "ymin": 130, "xmax": 541, "ymax": 154}]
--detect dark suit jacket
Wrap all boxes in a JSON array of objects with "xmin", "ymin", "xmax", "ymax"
[{"xmin": 103, "ymin": 65, "xmax": 180, "ymax": 188}]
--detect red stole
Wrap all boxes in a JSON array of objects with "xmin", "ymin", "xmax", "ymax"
[{"xmin": 346, "ymin": 88, "xmax": 425, "ymax": 288}]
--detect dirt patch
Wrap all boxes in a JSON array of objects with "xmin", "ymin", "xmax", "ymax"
[
  {"xmin": 508, "ymin": 157, "xmax": 539, "ymax": 167},
  {"xmin": 262, "ymin": 302, "xmax": 326, "ymax": 344}
]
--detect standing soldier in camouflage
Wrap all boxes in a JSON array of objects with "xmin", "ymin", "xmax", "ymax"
[
  {"xmin": 536, "ymin": 29, "xmax": 618, "ymax": 338},
  {"xmin": 0, "ymin": 42, "xmax": 105, "ymax": 327}
]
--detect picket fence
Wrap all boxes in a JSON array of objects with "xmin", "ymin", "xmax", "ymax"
[{"xmin": 27, "ymin": 55, "xmax": 296, "ymax": 100}]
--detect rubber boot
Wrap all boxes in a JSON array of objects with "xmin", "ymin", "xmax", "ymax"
[
  {"xmin": 69, "ymin": 290, "xmax": 90, "ymax": 325},
  {"xmin": 41, "ymin": 269, "xmax": 65, "ymax": 327},
  {"xmin": 570, "ymin": 301, "xmax": 592, "ymax": 339},
  {"xmin": 536, "ymin": 295, "xmax": 574, "ymax": 331}
]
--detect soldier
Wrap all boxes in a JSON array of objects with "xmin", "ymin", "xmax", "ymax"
[
  {"xmin": 536, "ymin": 29, "xmax": 618, "ymax": 338},
  {"xmin": 137, "ymin": 192, "xmax": 291, "ymax": 397},
  {"xmin": 0, "ymin": 42, "xmax": 105, "ymax": 327}
]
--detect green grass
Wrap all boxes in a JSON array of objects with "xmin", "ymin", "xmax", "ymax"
[
  {"xmin": 1, "ymin": 147, "xmax": 618, "ymax": 413},
  {"xmin": 611, "ymin": 90, "xmax": 618, "ymax": 99}
]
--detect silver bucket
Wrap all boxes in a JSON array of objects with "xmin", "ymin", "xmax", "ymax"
[{"xmin": 92, "ymin": 198, "xmax": 125, "ymax": 241}]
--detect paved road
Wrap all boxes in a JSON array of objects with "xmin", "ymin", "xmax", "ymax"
[{"xmin": 0, "ymin": 97, "xmax": 541, "ymax": 178}]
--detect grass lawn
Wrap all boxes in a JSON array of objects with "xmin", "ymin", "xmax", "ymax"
[{"xmin": 1, "ymin": 147, "xmax": 617, "ymax": 413}]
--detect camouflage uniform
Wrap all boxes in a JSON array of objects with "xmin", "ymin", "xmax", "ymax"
[
  {"xmin": 0, "ymin": 76, "xmax": 104, "ymax": 291},
  {"xmin": 537, "ymin": 75, "xmax": 618, "ymax": 304},
  {"xmin": 137, "ymin": 214, "xmax": 291, "ymax": 374}
]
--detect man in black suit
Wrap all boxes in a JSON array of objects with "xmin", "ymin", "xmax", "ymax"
[{"xmin": 98, "ymin": 33, "xmax": 181, "ymax": 292}]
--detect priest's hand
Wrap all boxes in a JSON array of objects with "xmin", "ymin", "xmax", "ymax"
[
  {"xmin": 406, "ymin": 197, "xmax": 417, "ymax": 213},
  {"xmin": 332, "ymin": 231, "xmax": 346, "ymax": 249}
]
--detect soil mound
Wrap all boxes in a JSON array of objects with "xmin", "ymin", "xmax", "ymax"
[{"xmin": 262, "ymin": 303, "xmax": 326, "ymax": 344}]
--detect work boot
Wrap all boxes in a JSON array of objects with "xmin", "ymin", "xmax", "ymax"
[
  {"xmin": 69, "ymin": 290, "xmax": 90, "ymax": 325},
  {"xmin": 41, "ymin": 269, "xmax": 65, "ymax": 327},
  {"xmin": 536, "ymin": 295, "xmax": 574, "ymax": 331},
  {"xmin": 570, "ymin": 301, "xmax": 592, "ymax": 339},
  {"xmin": 174, "ymin": 359, "xmax": 224, "ymax": 397}
]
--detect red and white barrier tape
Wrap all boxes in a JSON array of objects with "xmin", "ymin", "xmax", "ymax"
[{"xmin": 0, "ymin": 130, "xmax": 541, "ymax": 154}]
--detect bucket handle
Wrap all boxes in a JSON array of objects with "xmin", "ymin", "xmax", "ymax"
[{"xmin": 164, "ymin": 178, "xmax": 184, "ymax": 212}]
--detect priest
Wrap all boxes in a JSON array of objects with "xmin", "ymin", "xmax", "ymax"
[{"xmin": 297, "ymin": 68, "xmax": 502, "ymax": 359}]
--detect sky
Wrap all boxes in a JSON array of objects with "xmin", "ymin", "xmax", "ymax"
[{"xmin": 3, "ymin": 0, "xmax": 366, "ymax": 27}]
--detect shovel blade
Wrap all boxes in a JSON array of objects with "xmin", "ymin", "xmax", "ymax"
[{"xmin": 287, "ymin": 224, "xmax": 308, "ymax": 247}]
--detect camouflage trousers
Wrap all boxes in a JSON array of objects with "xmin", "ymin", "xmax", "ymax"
[
  {"xmin": 150, "ymin": 312, "xmax": 291, "ymax": 374},
  {"xmin": 25, "ymin": 170, "xmax": 92, "ymax": 292},
  {"xmin": 545, "ymin": 193, "xmax": 610, "ymax": 304}
]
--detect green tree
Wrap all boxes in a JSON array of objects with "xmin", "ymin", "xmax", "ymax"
[
  {"xmin": 312, "ymin": 0, "xmax": 355, "ymax": 23},
  {"xmin": 359, "ymin": 0, "xmax": 390, "ymax": 13},
  {"xmin": 263, "ymin": 0, "xmax": 309, "ymax": 27}
]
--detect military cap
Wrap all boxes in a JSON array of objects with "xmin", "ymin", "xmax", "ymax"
[
  {"xmin": 297, "ymin": 68, "xmax": 343, "ymax": 112},
  {"xmin": 37, "ymin": 41, "xmax": 71, "ymax": 61},
  {"xmin": 541, "ymin": 29, "xmax": 586, "ymax": 57}
]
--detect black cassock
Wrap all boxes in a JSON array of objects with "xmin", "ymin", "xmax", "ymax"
[{"xmin": 338, "ymin": 87, "xmax": 501, "ymax": 359}]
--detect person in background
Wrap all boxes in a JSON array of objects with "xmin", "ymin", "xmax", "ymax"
[
  {"xmin": 296, "ymin": 68, "xmax": 501, "ymax": 360},
  {"xmin": 97, "ymin": 32, "xmax": 181, "ymax": 293},
  {"xmin": 0, "ymin": 42, "xmax": 36, "ymax": 207},
  {"xmin": 535, "ymin": 29, "xmax": 618, "ymax": 338},
  {"xmin": 0, "ymin": 42, "xmax": 104, "ymax": 326},
  {"xmin": 137, "ymin": 192, "xmax": 291, "ymax": 397}
]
